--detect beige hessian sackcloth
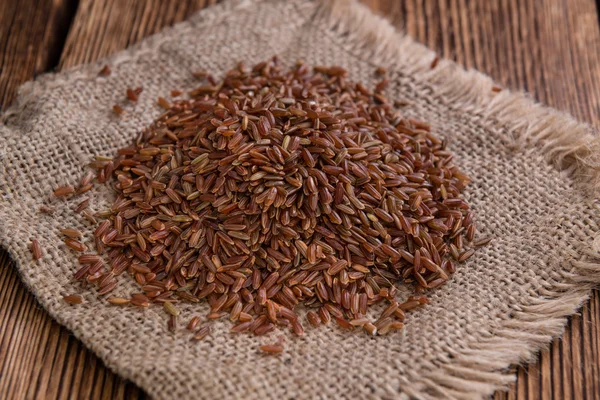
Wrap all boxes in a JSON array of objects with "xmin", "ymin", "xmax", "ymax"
[{"xmin": 1, "ymin": 0, "xmax": 599, "ymax": 398}]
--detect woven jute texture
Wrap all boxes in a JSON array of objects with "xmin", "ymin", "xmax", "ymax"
[{"xmin": 1, "ymin": 1, "xmax": 599, "ymax": 399}]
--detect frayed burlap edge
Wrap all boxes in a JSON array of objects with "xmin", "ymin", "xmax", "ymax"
[
  {"xmin": 318, "ymin": 1, "xmax": 600, "ymax": 399},
  {"xmin": 1, "ymin": 0, "xmax": 599, "ymax": 399}
]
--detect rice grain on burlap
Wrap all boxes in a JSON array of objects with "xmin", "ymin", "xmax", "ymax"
[{"xmin": 1, "ymin": 0, "xmax": 599, "ymax": 399}]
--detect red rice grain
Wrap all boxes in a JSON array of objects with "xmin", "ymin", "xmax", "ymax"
[
  {"xmin": 63, "ymin": 295, "xmax": 83, "ymax": 304},
  {"xmin": 39, "ymin": 205, "xmax": 56, "ymax": 215},
  {"xmin": 192, "ymin": 326, "xmax": 211, "ymax": 340},
  {"xmin": 187, "ymin": 316, "xmax": 201, "ymax": 331},
  {"xmin": 31, "ymin": 239, "xmax": 42, "ymax": 260},
  {"xmin": 98, "ymin": 65, "xmax": 111, "ymax": 76},
  {"xmin": 65, "ymin": 238, "xmax": 87, "ymax": 252},
  {"xmin": 53, "ymin": 186, "xmax": 75, "ymax": 197},
  {"xmin": 126, "ymin": 88, "xmax": 139, "ymax": 102},
  {"xmin": 107, "ymin": 297, "xmax": 130, "ymax": 305},
  {"xmin": 61, "ymin": 228, "xmax": 83, "ymax": 238},
  {"xmin": 60, "ymin": 59, "xmax": 483, "ymax": 340},
  {"xmin": 112, "ymin": 105, "xmax": 124, "ymax": 115}
]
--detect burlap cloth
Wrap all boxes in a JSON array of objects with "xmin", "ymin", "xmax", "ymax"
[{"xmin": 1, "ymin": 0, "xmax": 599, "ymax": 398}]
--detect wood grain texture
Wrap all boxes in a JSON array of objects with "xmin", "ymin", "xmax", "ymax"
[
  {"xmin": 59, "ymin": 0, "xmax": 218, "ymax": 69},
  {"xmin": 0, "ymin": 0, "xmax": 599, "ymax": 399},
  {"xmin": 0, "ymin": 0, "xmax": 76, "ymax": 110}
]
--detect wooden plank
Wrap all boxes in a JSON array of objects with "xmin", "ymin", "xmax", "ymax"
[
  {"xmin": 369, "ymin": 0, "xmax": 600, "ymax": 125},
  {"xmin": 527, "ymin": 359, "xmax": 541, "ymax": 399},
  {"xmin": 59, "ymin": 0, "xmax": 218, "ymax": 69},
  {"xmin": 1, "ymin": 0, "xmax": 599, "ymax": 399},
  {"xmin": 539, "ymin": 349, "xmax": 552, "ymax": 400},
  {"xmin": 0, "ymin": 0, "xmax": 76, "ymax": 110},
  {"xmin": 517, "ymin": 366, "xmax": 529, "ymax": 399},
  {"xmin": 582, "ymin": 303, "xmax": 597, "ymax": 399},
  {"xmin": 594, "ymin": 293, "xmax": 600, "ymax": 399},
  {"xmin": 572, "ymin": 312, "xmax": 585, "ymax": 399},
  {"xmin": 551, "ymin": 339, "xmax": 563, "ymax": 399},
  {"xmin": 562, "ymin": 328, "xmax": 574, "ymax": 400}
]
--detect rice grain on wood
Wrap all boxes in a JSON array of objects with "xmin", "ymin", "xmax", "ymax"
[{"xmin": 61, "ymin": 58, "xmax": 485, "ymax": 339}]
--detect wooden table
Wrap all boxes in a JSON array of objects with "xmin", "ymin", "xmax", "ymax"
[{"xmin": 1, "ymin": 1, "xmax": 599, "ymax": 398}]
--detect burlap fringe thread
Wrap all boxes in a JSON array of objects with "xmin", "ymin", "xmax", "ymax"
[{"xmin": 2, "ymin": 0, "xmax": 600, "ymax": 399}]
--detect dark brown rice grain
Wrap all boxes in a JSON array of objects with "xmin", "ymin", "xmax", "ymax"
[
  {"xmin": 168, "ymin": 315, "xmax": 177, "ymax": 332},
  {"xmin": 126, "ymin": 88, "xmax": 139, "ymax": 102},
  {"xmin": 458, "ymin": 248, "xmax": 476, "ymax": 262},
  {"xmin": 260, "ymin": 343, "xmax": 284, "ymax": 354},
  {"xmin": 112, "ymin": 105, "xmax": 124, "ymax": 115},
  {"xmin": 65, "ymin": 238, "xmax": 87, "ymax": 252},
  {"xmin": 187, "ymin": 316, "xmax": 201, "ymax": 331},
  {"xmin": 53, "ymin": 186, "xmax": 75, "ymax": 197},
  {"xmin": 39, "ymin": 205, "xmax": 56, "ymax": 215},
  {"xmin": 74, "ymin": 198, "xmax": 90, "ymax": 214},
  {"xmin": 31, "ymin": 239, "xmax": 42, "ymax": 260},
  {"xmin": 97, "ymin": 280, "xmax": 118, "ymax": 295},
  {"xmin": 61, "ymin": 228, "xmax": 83, "ymax": 238},
  {"xmin": 98, "ymin": 65, "xmax": 111, "ymax": 76},
  {"xmin": 192, "ymin": 326, "xmax": 211, "ymax": 340},
  {"xmin": 473, "ymin": 237, "xmax": 493, "ymax": 247},
  {"xmin": 61, "ymin": 59, "xmax": 482, "ymax": 340},
  {"xmin": 63, "ymin": 295, "xmax": 83, "ymax": 304}
]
